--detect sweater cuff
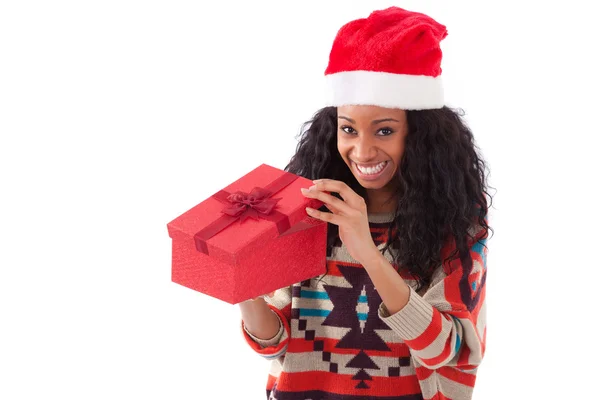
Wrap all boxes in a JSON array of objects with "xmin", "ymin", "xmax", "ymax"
[
  {"xmin": 243, "ymin": 311, "xmax": 284, "ymax": 348},
  {"xmin": 377, "ymin": 286, "xmax": 435, "ymax": 340}
]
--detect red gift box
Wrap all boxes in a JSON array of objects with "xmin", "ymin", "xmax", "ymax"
[{"xmin": 167, "ymin": 164, "xmax": 328, "ymax": 304}]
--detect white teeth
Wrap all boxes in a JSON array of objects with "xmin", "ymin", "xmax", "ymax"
[{"xmin": 356, "ymin": 161, "xmax": 386, "ymax": 175}]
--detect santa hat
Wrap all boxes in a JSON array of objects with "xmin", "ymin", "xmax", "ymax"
[{"xmin": 324, "ymin": 7, "xmax": 448, "ymax": 110}]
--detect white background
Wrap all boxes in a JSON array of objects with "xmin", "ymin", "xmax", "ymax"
[{"xmin": 1, "ymin": 1, "xmax": 598, "ymax": 399}]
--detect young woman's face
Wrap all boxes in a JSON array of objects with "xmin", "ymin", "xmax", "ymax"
[{"xmin": 337, "ymin": 105, "xmax": 409, "ymax": 191}]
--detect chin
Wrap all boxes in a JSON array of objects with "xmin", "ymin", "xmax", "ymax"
[{"xmin": 355, "ymin": 177, "xmax": 390, "ymax": 189}]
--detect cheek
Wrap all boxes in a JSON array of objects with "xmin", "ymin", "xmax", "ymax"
[
  {"xmin": 392, "ymin": 152, "xmax": 404, "ymax": 168},
  {"xmin": 395, "ymin": 147, "xmax": 405, "ymax": 163},
  {"xmin": 336, "ymin": 135, "xmax": 349, "ymax": 159},
  {"xmin": 393, "ymin": 136, "xmax": 408, "ymax": 164}
]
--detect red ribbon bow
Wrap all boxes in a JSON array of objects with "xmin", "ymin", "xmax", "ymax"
[
  {"xmin": 193, "ymin": 171, "xmax": 300, "ymax": 255},
  {"xmin": 221, "ymin": 188, "xmax": 281, "ymax": 222}
]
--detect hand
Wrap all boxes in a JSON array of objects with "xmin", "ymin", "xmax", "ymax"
[{"xmin": 301, "ymin": 179, "xmax": 379, "ymax": 265}]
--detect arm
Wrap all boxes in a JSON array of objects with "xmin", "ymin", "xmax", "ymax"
[
  {"xmin": 240, "ymin": 298, "xmax": 282, "ymax": 342},
  {"xmin": 239, "ymin": 286, "xmax": 293, "ymax": 360},
  {"xmin": 367, "ymin": 228, "xmax": 488, "ymax": 371}
]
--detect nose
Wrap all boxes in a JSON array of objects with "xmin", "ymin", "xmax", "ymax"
[{"xmin": 352, "ymin": 134, "xmax": 377, "ymax": 162}]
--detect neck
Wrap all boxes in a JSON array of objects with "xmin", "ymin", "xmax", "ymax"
[{"xmin": 366, "ymin": 188, "xmax": 397, "ymax": 213}]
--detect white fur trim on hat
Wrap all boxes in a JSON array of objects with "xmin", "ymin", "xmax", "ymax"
[{"xmin": 325, "ymin": 70, "xmax": 444, "ymax": 110}]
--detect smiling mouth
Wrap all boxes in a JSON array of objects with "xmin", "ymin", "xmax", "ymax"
[{"xmin": 352, "ymin": 161, "xmax": 389, "ymax": 179}]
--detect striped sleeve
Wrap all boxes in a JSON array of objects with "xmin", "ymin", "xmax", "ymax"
[
  {"xmin": 378, "ymin": 229, "xmax": 488, "ymax": 371},
  {"xmin": 241, "ymin": 285, "xmax": 293, "ymax": 360}
]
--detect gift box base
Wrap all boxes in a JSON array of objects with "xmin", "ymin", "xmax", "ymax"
[{"xmin": 171, "ymin": 222, "xmax": 327, "ymax": 304}]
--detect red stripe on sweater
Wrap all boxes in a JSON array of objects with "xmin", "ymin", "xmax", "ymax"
[
  {"xmin": 415, "ymin": 368, "xmax": 475, "ymax": 398},
  {"xmin": 419, "ymin": 334, "xmax": 453, "ymax": 367},
  {"xmin": 437, "ymin": 366, "xmax": 477, "ymax": 387},
  {"xmin": 326, "ymin": 260, "xmax": 418, "ymax": 281},
  {"xmin": 280, "ymin": 301, "xmax": 292, "ymax": 322},
  {"xmin": 443, "ymin": 270, "xmax": 464, "ymax": 305},
  {"xmin": 415, "ymin": 366, "xmax": 435, "ymax": 380},
  {"xmin": 266, "ymin": 374, "xmax": 277, "ymax": 391},
  {"xmin": 275, "ymin": 370, "xmax": 421, "ymax": 396},
  {"xmin": 471, "ymin": 291, "xmax": 484, "ymax": 322},
  {"xmin": 287, "ymin": 337, "xmax": 412, "ymax": 358},
  {"xmin": 405, "ymin": 308, "xmax": 442, "ymax": 351}
]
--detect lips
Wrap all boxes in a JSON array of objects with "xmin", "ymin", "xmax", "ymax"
[
  {"xmin": 352, "ymin": 161, "xmax": 389, "ymax": 181},
  {"xmin": 355, "ymin": 161, "xmax": 387, "ymax": 174}
]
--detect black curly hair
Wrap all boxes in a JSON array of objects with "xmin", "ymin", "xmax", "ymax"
[{"xmin": 285, "ymin": 106, "xmax": 493, "ymax": 291}]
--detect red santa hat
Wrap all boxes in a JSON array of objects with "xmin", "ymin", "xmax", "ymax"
[{"xmin": 324, "ymin": 7, "xmax": 448, "ymax": 110}]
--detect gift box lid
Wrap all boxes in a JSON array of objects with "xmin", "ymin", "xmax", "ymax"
[{"xmin": 167, "ymin": 163, "xmax": 324, "ymax": 261}]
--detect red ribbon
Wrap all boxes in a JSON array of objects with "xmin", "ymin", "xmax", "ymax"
[
  {"xmin": 221, "ymin": 187, "xmax": 281, "ymax": 222},
  {"xmin": 194, "ymin": 171, "xmax": 299, "ymax": 254}
]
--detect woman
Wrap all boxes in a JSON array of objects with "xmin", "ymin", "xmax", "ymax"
[{"xmin": 239, "ymin": 6, "xmax": 492, "ymax": 400}]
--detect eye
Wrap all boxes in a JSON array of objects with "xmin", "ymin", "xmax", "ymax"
[
  {"xmin": 340, "ymin": 125, "xmax": 357, "ymax": 135},
  {"xmin": 377, "ymin": 127, "xmax": 394, "ymax": 136}
]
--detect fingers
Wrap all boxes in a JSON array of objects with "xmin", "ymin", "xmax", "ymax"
[
  {"xmin": 305, "ymin": 206, "xmax": 342, "ymax": 226},
  {"xmin": 320, "ymin": 201, "xmax": 341, "ymax": 215},
  {"xmin": 301, "ymin": 187, "xmax": 351, "ymax": 215},
  {"xmin": 312, "ymin": 179, "xmax": 366, "ymax": 210}
]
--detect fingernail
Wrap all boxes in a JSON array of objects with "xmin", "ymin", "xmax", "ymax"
[
  {"xmin": 300, "ymin": 187, "xmax": 308, "ymax": 193},
  {"xmin": 306, "ymin": 207, "xmax": 314, "ymax": 213}
]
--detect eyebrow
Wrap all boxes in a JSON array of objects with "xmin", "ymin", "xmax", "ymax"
[{"xmin": 338, "ymin": 116, "xmax": 400, "ymax": 125}]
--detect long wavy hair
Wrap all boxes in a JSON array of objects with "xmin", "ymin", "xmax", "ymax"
[{"xmin": 285, "ymin": 106, "xmax": 493, "ymax": 291}]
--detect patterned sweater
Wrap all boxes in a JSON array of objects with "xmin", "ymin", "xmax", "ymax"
[{"xmin": 241, "ymin": 212, "xmax": 488, "ymax": 400}]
